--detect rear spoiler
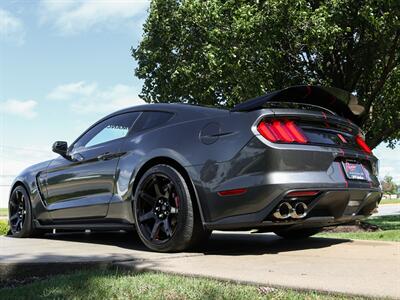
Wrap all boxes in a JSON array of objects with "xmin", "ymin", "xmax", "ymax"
[{"xmin": 231, "ymin": 85, "xmax": 364, "ymax": 124}]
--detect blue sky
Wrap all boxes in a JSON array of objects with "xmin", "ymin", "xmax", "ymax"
[{"xmin": 0, "ymin": 1, "xmax": 399, "ymax": 206}]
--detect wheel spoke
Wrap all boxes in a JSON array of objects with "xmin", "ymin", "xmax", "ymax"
[
  {"xmin": 170, "ymin": 207, "xmax": 178, "ymax": 214},
  {"xmin": 139, "ymin": 210, "xmax": 155, "ymax": 222},
  {"xmin": 15, "ymin": 219, "xmax": 21, "ymax": 230},
  {"xmin": 17, "ymin": 191, "xmax": 23, "ymax": 203},
  {"xmin": 140, "ymin": 192, "xmax": 156, "ymax": 205},
  {"xmin": 150, "ymin": 220, "xmax": 161, "ymax": 240},
  {"xmin": 9, "ymin": 199, "xmax": 17, "ymax": 208},
  {"xmin": 163, "ymin": 219, "xmax": 173, "ymax": 237},
  {"xmin": 163, "ymin": 182, "xmax": 172, "ymax": 198},
  {"xmin": 154, "ymin": 182, "xmax": 162, "ymax": 198},
  {"xmin": 9, "ymin": 213, "xmax": 19, "ymax": 221}
]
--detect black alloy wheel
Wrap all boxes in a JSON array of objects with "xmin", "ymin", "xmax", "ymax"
[
  {"xmin": 133, "ymin": 164, "xmax": 209, "ymax": 252},
  {"xmin": 8, "ymin": 186, "xmax": 35, "ymax": 237},
  {"xmin": 9, "ymin": 189, "xmax": 26, "ymax": 234},
  {"xmin": 136, "ymin": 173, "xmax": 179, "ymax": 243}
]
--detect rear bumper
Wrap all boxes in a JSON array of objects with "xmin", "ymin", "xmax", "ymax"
[
  {"xmin": 203, "ymin": 188, "xmax": 381, "ymax": 230},
  {"xmin": 186, "ymin": 137, "xmax": 381, "ymax": 230}
]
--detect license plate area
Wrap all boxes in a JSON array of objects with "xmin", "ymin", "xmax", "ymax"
[{"xmin": 341, "ymin": 161, "xmax": 367, "ymax": 181}]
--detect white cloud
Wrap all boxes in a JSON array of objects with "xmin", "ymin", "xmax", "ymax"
[
  {"xmin": 39, "ymin": 0, "xmax": 149, "ymax": 35},
  {"xmin": 0, "ymin": 8, "xmax": 25, "ymax": 45},
  {"xmin": 0, "ymin": 99, "xmax": 37, "ymax": 119},
  {"xmin": 48, "ymin": 81, "xmax": 98, "ymax": 100},
  {"xmin": 47, "ymin": 81, "xmax": 144, "ymax": 113}
]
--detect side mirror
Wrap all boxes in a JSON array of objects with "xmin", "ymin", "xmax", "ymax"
[{"xmin": 52, "ymin": 141, "xmax": 69, "ymax": 158}]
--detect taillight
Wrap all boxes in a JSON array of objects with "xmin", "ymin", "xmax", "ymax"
[
  {"xmin": 356, "ymin": 135, "xmax": 372, "ymax": 154},
  {"xmin": 257, "ymin": 119, "xmax": 308, "ymax": 144}
]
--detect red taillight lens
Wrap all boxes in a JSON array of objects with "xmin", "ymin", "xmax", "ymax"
[
  {"xmin": 272, "ymin": 121, "xmax": 294, "ymax": 142},
  {"xmin": 285, "ymin": 121, "xmax": 308, "ymax": 144},
  {"xmin": 356, "ymin": 135, "xmax": 372, "ymax": 154},
  {"xmin": 257, "ymin": 121, "xmax": 278, "ymax": 142},
  {"xmin": 257, "ymin": 119, "xmax": 308, "ymax": 144}
]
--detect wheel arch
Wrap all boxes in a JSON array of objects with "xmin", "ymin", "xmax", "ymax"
[
  {"xmin": 131, "ymin": 156, "xmax": 206, "ymax": 225},
  {"xmin": 9, "ymin": 180, "xmax": 29, "ymax": 199}
]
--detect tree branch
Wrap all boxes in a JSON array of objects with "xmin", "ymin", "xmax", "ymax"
[
  {"xmin": 364, "ymin": 30, "xmax": 399, "ymax": 114},
  {"xmin": 367, "ymin": 119, "xmax": 400, "ymax": 149}
]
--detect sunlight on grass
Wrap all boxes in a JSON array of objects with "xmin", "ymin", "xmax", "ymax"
[
  {"xmin": 379, "ymin": 198, "xmax": 400, "ymax": 205},
  {"xmin": 1, "ymin": 270, "xmax": 365, "ymax": 300},
  {"xmin": 0, "ymin": 220, "xmax": 9, "ymax": 235},
  {"xmin": 318, "ymin": 216, "xmax": 400, "ymax": 242}
]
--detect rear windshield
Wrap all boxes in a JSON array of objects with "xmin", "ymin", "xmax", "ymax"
[{"xmin": 134, "ymin": 111, "xmax": 174, "ymax": 132}]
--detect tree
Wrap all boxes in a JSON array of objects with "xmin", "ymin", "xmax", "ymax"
[
  {"xmin": 133, "ymin": 0, "xmax": 400, "ymax": 149},
  {"xmin": 381, "ymin": 175, "xmax": 398, "ymax": 194}
]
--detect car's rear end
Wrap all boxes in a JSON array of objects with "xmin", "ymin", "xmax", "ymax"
[{"xmin": 200, "ymin": 86, "xmax": 382, "ymax": 232}]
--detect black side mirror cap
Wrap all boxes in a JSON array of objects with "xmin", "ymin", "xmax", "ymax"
[{"xmin": 52, "ymin": 141, "xmax": 69, "ymax": 158}]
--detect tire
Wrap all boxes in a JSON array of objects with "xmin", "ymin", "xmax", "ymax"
[
  {"xmin": 8, "ymin": 185, "xmax": 36, "ymax": 238},
  {"xmin": 274, "ymin": 228, "xmax": 321, "ymax": 239},
  {"xmin": 133, "ymin": 164, "xmax": 208, "ymax": 252}
]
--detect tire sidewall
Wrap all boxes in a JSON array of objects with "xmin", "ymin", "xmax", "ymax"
[{"xmin": 133, "ymin": 164, "xmax": 194, "ymax": 252}]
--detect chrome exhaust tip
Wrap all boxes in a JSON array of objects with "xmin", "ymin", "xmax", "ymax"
[
  {"xmin": 291, "ymin": 202, "xmax": 308, "ymax": 219},
  {"xmin": 273, "ymin": 202, "xmax": 292, "ymax": 219}
]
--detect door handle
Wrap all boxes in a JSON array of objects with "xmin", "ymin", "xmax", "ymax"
[{"xmin": 97, "ymin": 152, "xmax": 115, "ymax": 161}]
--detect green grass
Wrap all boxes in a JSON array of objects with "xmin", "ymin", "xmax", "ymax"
[
  {"xmin": 379, "ymin": 198, "xmax": 400, "ymax": 205},
  {"xmin": 366, "ymin": 215, "xmax": 400, "ymax": 230},
  {"xmin": 0, "ymin": 208, "xmax": 7, "ymax": 216},
  {"xmin": 0, "ymin": 270, "xmax": 365, "ymax": 300},
  {"xmin": 0, "ymin": 220, "xmax": 9, "ymax": 235},
  {"xmin": 318, "ymin": 230, "xmax": 400, "ymax": 241},
  {"xmin": 318, "ymin": 216, "xmax": 400, "ymax": 242}
]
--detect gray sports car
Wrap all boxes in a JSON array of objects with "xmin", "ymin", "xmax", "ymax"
[{"xmin": 9, "ymin": 85, "xmax": 381, "ymax": 252}]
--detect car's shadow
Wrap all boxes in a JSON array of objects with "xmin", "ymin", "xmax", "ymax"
[{"xmin": 44, "ymin": 230, "xmax": 351, "ymax": 255}]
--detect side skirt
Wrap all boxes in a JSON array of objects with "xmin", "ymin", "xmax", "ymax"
[{"xmin": 33, "ymin": 220, "xmax": 134, "ymax": 231}]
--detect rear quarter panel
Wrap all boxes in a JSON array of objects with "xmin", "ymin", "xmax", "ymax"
[{"xmin": 113, "ymin": 110, "xmax": 265, "ymax": 222}]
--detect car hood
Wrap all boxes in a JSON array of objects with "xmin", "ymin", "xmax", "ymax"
[
  {"xmin": 231, "ymin": 85, "xmax": 364, "ymax": 124},
  {"xmin": 16, "ymin": 159, "xmax": 53, "ymax": 178}
]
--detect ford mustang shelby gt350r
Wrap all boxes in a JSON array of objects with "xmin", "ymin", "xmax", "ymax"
[{"xmin": 9, "ymin": 85, "xmax": 381, "ymax": 252}]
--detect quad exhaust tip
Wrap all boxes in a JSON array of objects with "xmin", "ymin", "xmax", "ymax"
[
  {"xmin": 273, "ymin": 202, "xmax": 292, "ymax": 219},
  {"xmin": 291, "ymin": 202, "xmax": 308, "ymax": 219},
  {"xmin": 273, "ymin": 202, "xmax": 308, "ymax": 220}
]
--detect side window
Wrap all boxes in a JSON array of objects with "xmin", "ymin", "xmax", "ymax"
[
  {"xmin": 134, "ymin": 111, "xmax": 173, "ymax": 132},
  {"xmin": 74, "ymin": 112, "xmax": 140, "ymax": 150}
]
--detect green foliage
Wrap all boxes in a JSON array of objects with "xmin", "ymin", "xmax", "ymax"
[
  {"xmin": 0, "ymin": 220, "xmax": 9, "ymax": 236},
  {"xmin": 381, "ymin": 175, "xmax": 398, "ymax": 194},
  {"xmin": 133, "ymin": 0, "xmax": 400, "ymax": 148}
]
